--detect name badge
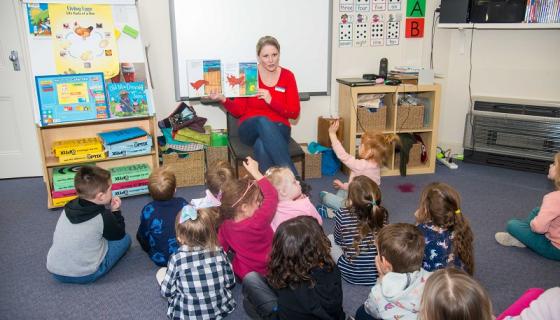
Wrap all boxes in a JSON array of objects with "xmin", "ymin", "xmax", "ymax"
[{"xmin": 275, "ymin": 86, "xmax": 286, "ymax": 93}]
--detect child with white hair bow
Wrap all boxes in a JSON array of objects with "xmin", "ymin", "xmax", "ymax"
[{"xmin": 157, "ymin": 197, "xmax": 237, "ymax": 320}]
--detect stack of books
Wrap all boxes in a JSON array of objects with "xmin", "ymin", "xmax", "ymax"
[
  {"xmin": 110, "ymin": 163, "xmax": 151, "ymax": 197},
  {"xmin": 52, "ymin": 138, "xmax": 105, "ymax": 164},
  {"xmin": 98, "ymin": 127, "xmax": 152, "ymax": 158},
  {"xmin": 51, "ymin": 165, "xmax": 84, "ymax": 206},
  {"xmin": 389, "ymin": 66, "xmax": 420, "ymax": 84}
]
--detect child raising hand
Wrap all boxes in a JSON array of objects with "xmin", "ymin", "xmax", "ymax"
[
  {"xmin": 218, "ymin": 157, "xmax": 278, "ymax": 280},
  {"xmin": 319, "ymin": 119, "xmax": 396, "ymax": 214}
]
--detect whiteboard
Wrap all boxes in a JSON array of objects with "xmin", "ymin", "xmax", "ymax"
[{"xmin": 169, "ymin": 0, "xmax": 332, "ymax": 100}]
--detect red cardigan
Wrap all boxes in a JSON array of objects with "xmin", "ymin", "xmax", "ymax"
[
  {"xmin": 222, "ymin": 67, "xmax": 300, "ymax": 127},
  {"xmin": 217, "ymin": 178, "xmax": 278, "ymax": 279}
]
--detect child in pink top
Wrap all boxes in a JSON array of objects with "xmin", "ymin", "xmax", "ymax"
[
  {"xmin": 265, "ymin": 167, "xmax": 322, "ymax": 231},
  {"xmin": 218, "ymin": 157, "xmax": 279, "ymax": 280},
  {"xmin": 495, "ymin": 152, "xmax": 560, "ymax": 261},
  {"xmin": 319, "ymin": 119, "xmax": 396, "ymax": 213}
]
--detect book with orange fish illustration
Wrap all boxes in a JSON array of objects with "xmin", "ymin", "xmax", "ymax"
[
  {"xmin": 222, "ymin": 61, "xmax": 258, "ymax": 97},
  {"xmin": 186, "ymin": 59, "xmax": 257, "ymax": 98},
  {"xmin": 186, "ymin": 59, "xmax": 222, "ymax": 97}
]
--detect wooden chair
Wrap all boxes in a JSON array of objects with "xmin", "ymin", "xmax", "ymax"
[{"xmin": 226, "ymin": 113, "xmax": 305, "ymax": 179}]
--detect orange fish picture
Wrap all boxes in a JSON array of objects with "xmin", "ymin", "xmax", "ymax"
[
  {"xmin": 190, "ymin": 79, "xmax": 209, "ymax": 91},
  {"xmin": 226, "ymin": 74, "xmax": 245, "ymax": 87}
]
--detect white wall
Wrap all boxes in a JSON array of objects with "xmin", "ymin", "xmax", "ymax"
[{"xmin": 138, "ymin": 0, "xmax": 560, "ymax": 152}]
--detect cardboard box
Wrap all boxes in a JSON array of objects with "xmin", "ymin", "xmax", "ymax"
[{"xmin": 317, "ymin": 117, "xmax": 343, "ymax": 148}]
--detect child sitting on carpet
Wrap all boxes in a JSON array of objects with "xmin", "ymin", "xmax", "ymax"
[
  {"xmin": 419, "ymin": 268, "xmax": 493, "ymax": 320},
  {"xmin": 329, "ymin": 175, "xmax": 388, "ymax": 286},
  {"xmin": 242, "ymin": 216, "xmax": 346, "ymax": 320},
  {"xmin": 495, "ymin": 152, "xmax": 560, "ymax": 261},
  {"xmin": 218, "ymin": 157, "xmax": 278, "ymax": 280},
  {"xmin": 137, "ymin": 167, "xmax": 187, "ymax": 266},
  {"xmin": 47, "ymin": 165, "xmax": 131, "ymax": 283},
  {"xmin": 158, "ymin": 204, "xmax": 236, "ymax": 319},
  {"xmin": 318, "ymin": 119, "xmax": 396, "ymax": 216},
  {"xmin": 356, "ymin": 223, "xmax": 431, "ymax": 320},
  {"xmin": 415, "ymin": 182, "xmax": 475, "ymax": 275},
  {"xmin": 265, "ymin": 166, "xmax": 322, "ymax": 231}
]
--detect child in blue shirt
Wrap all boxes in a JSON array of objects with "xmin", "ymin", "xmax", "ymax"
[{"xmin": 137, "ymin": 167, "xmax": 187, "ymax": 266}]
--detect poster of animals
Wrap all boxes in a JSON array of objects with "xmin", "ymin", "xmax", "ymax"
[
  {"xmin": 26, "ymin": 3, "xmax": 51, "ymax": 37},
  {"xmin": 49, "ymin": 4, "xmax": 119, "ymax": 79}
]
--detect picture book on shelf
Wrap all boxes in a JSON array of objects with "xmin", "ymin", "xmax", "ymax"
[
  {"xmin": 107, "ymin": 82, "xmax": 149, "ymax": 118},
  {"xmin": 35, "ymin": 73, "xmax": 109, "ymax": 126},
  {"xmin": 97, "ymin": 127, "xmax": 147, "ymax": 145}
]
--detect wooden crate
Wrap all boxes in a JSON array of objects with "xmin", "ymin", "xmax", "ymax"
[
  {"xmin": 206, "ymin": 146, "xmax": 228, "ymax": 167},
  {"xmin": 295, "ymin": 144, "xmax": 322, "ymax": 179},
  {"xmin": 161, "ymin": 151, "xmax": 205, "ymax": 187}
]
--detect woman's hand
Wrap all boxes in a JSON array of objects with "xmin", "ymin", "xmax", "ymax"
[
  {"xmin": 208, "ymin": 92, "xmax": 226, "ymax": 103},
  {"xmin": 256, "ymin": 89, "xmax": 272, "ymax": 104},
  {"xmin": 243, "ymin": 156, "xmax": 264, "ymax": 180}
]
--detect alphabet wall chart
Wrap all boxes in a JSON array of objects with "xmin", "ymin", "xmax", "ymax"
[{"xmin": 338, "ymin": 0, "xmax": 425, "ymax": 48}]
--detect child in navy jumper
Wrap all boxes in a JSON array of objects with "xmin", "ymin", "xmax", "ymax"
[{"xmin": 137, "ymin": 167, "xmax": 187, "ymax": 266}]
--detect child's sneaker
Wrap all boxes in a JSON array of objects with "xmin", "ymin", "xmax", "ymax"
[
  {"xmin": 495, "ymin": 232, "xmax": 526, "ymax": 248},
  {"xmin": 326, "ymin": 207, "xmax": 335, "ymax": 219}
]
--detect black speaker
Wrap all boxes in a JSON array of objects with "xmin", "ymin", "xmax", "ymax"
[
  {"xmin": 379, "ymin": 58, "xmax": 388, "ymax": 79},
  {"xmin": 440, "ymin": 0, "xmax": 470, "ymax": 23}
]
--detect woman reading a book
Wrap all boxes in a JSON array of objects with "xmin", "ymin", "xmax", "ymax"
[{"xmin": 209, "ymin": 35, "xmax": 303, "ymax": 182}]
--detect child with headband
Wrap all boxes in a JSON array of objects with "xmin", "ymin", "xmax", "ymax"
[{"xmin": 218, "ymin": 157, "xmax": 278, "ymax": 280}]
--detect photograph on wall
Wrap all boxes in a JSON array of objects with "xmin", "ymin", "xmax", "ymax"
[
  {"xmin": 49, "ymin": 3, "xmax": 119, "ymax": 79},
  {"xmin": 26, "ymin": 3, "xmax": 51, "ymax": 37},
  {"xmin": 222, "ymin": 61, "xmax": 258, "ymax": 97}
]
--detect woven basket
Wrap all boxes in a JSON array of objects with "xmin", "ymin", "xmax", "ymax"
[
  {"xmin": 397, "ymin": 104, "xmax": 424, "ymax": 129},
  {"xmin": 395, "ymin": 143, "xmax": 422, "ymax": 167},
  {"xmin": 357, "ymin": 106, "xmax": 387, "ymax": 131},
  {"xmin": 161, "ymin": 151, "xmax": 205, "ymax": 187},
  {"xmin": 295, "ymin": 144, "xmax": 322, "ymax": 179},
  {"xmin": 206, "ymin": 146, "xmax": 228, "ymax": 167}
]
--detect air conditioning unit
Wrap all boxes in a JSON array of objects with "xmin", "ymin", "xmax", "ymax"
[{"xmin": 463, "ymin": 99, "xmax": 560, "ymax": 173}]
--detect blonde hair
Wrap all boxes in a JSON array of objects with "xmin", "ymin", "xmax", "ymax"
[
  {"xmin": 265, "ymin": 166, "xmax": 291, "ymax": 190},
  {"xmin": 420, "ymin": 268, "xmax": 493, "ymax": 320},
  {"xmin": 205, "ymin": 160, "xmax": 234, "ymax": 198},
  {"xmin": 74, "ymin": 165, "xmax": 111, "ymax": 199},
  {"xmin": 416, "ymin": 182, "xmax": 475, "ymax": 275},
  {"xmin": 148, "ymin": 167, "xmax": 176, "ymax": 201},
  {"xmin": 360, "ymin": 132, "xmax": 398, "ymax": 166},
  {"xmin": 256, "ymin": 35, "xmax": 280, "ymax": 55},
  {"xmin": 553, "ymin": 153, "xmax": 560, "ymax": 189},
  {"xmin": 175, "ymin": 207, "xmax": 219, "ymax": 251}
]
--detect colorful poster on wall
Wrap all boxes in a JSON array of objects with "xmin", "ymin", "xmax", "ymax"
[
  {"xmin": 49, "ymin": 4, "xmax": 119, "ymax": 79},
  {"xmin": 26, "ymin": 3, "xmax": 51, "ymax": 37},
  {"xmin": 405, "ymin": 0, "xmax": 425, "ymax": 38},
  {"xmin": 35, "ymin": 72, "xmax": 109, "ymax": 126}
]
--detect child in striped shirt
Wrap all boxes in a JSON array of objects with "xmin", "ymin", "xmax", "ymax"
[{"xmin": 329, "ymin": 175, "xmax": 388, "ymax": 285}]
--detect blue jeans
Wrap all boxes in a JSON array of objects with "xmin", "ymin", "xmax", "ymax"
[
  {"xmin": 238, "ymin": 116, "xmax": 298, "ymax": 176},
  {"xmin": 507, "ymin": 207, "xmax": 560, "ymax": 261},
  {"xmin": 52, "ymin": 234, "xmax": 132, "ymax": 284},
  {"xmin": 320, "ymin": 189, "xmax": 347, "ymax": 211}
]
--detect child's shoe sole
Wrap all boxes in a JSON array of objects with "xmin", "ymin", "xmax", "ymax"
[{"xmin": 495, "ymin": 232, "xmax": 526, "ymax": 248}]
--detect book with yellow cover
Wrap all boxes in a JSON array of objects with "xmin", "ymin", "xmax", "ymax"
[
  {"xmin": 52, "ymin": 137, "xmax": 103, "ymax": 157},
  {"xmin": 58, "ymin": 150, "xmax": 106, "ymax": 164},
  {"xmin": 52, "ymin": 195, "xmax": 77, "ymax": 207}
]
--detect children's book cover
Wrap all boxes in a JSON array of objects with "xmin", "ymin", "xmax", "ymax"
[
  {"xmin": 49, "ymin": 4, "xmax": 119, "ymax": 79},
  {"xmin": 186, "ymin": 59, "xmax": 222, "ymax": 97},
  {"xmin": 222, "ymin": 61, "xmax": 258, "ymax": 97},
  {"xmin": 27, "ymin": 4, "xmax": 51, "ymax": 37},
  {"xmin": 107, "ymin": 82, "xmax": 149, "ymax": 118}
]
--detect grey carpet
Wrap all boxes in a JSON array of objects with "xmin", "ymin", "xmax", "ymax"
[{"xmin": 0, "ymin": 162, "xmax": 558, "ymax": 319}]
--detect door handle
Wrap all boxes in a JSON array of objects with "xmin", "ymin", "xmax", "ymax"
[{"xmin": 9, "ymin": 50, "xmax": 20, "ymax": 71}]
